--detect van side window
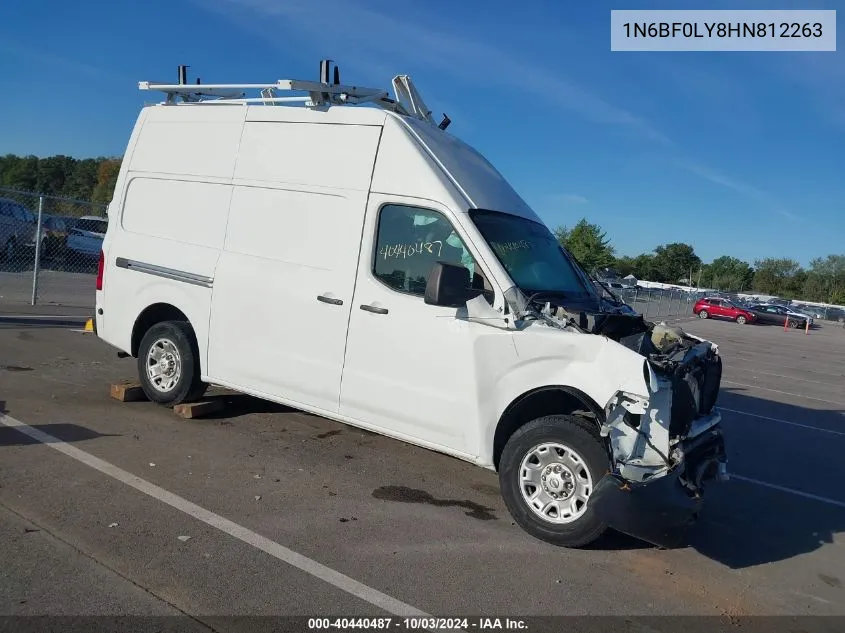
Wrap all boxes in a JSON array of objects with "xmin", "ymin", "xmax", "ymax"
[{"xmin": 373, "ymin": 204, "xmax": 491, "ymax": 301}]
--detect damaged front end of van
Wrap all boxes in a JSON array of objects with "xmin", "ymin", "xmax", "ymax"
[
  {"xmin": 560, "ymin": 310, "xmax": 728, "ymax": 548},
  {"xmin": 589, "ymin": 320, "xmax": 728, "ymax": 549},
  {"xmin": 468, "ymin": 290, "xmax": 729, "ymax": 549}
]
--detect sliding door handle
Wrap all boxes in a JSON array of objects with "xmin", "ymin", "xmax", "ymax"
[
  {"xmin": 317, "ymin": 295, "xmax": 343, "ymax": 306},
  {"xmin": 360, "ymin": 304, "xmax": 388, "ymax": 315}
]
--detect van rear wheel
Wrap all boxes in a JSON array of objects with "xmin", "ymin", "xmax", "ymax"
[
  {"xmin": 137, "ymin": 320, "xmax": 208, "ymax": 406},
  {"xmin": 499, "ymin": 415, "xmax": 609, "ymax": 547}
]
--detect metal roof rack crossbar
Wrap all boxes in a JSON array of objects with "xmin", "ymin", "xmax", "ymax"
[{"xmin": 137, "ymin": 60, "xmax": 450, "ymax": 129}]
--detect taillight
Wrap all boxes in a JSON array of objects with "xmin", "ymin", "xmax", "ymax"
[{"xmin": 96, "ymin": 250, "xmax": 105, "ymax": 290}]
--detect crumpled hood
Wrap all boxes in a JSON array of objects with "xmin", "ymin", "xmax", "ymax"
[{"xmin": 511, "ymin": 321, "xmax": 652, "ymax": 405}]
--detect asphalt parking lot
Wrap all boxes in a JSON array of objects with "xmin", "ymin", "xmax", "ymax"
[{"xmin": 1, "ymin": 314, "xmax": 844, "ymax": 630}]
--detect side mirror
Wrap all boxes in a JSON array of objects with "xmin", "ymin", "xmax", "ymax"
[{"xmin": 424, "ymin": 261, "xmax": 473, "ymax": 307}]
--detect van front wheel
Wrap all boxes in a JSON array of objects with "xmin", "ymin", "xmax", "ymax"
[
  {"xmin": 499, "ymin": 415, "xmax": 609, "ymax": 548},
  {"xmin": 137, "ymin": 320, "xmax": 208, "ymax": 406}
]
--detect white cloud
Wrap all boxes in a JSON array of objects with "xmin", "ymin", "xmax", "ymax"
[
  {"xmin": 546, "ymin": 194, "xmax": 589, "ymax": 205},
  {"xmin": 677, "ymin": 161, "xmax": 797, "ymax": 221}
]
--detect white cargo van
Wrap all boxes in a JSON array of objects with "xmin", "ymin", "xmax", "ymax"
[{"xmin": 95, "ymin": 63, "xmax": 728, "ymax": 549}]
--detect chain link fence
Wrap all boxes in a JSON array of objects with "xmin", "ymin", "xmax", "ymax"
[
  {"xmin": 608, "ymin": 285, "xmax": 845, "ymax": 324},
  {"xmin": 0, "ymin": 187, "xmax": 107, "ymax": 310},
  {"xmin": 611, "ymin": 285, "xmax": 699, "ymax": 321}
]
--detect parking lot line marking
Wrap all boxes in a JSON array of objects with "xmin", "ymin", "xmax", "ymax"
[
  {"xmin": 720, "ymin": 407, "xmax": 845, "ymax": 437},
  {"xmin": 731, "ymin": 475, "xmax": 845, "ymax": 509},
  {"xmin": 0, "ymin": 412, "xmax": 429, "ymax": 619},
  {"xmin": 724, "ymin": 367, "xmax": 842, "ymax": 388},
  {"xmin": 721, "ymin": 380, "xmax": 845, "ymax": 407}
]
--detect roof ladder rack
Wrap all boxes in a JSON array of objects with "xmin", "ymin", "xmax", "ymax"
[{"xmin": 137, "ymin": 59, "xmax": 450, "ymax": 127}]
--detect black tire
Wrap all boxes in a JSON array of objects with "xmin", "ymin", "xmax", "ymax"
[
  {"xmin": 736, "ymin": 315, "xmax": 746, "ymax": 325},
  {"xmin": 499, "ymin": 415, "xmax": 610, "ymax": 548},
  {"xmin": 699, "ymin": 310, "xmax": 709, "ymax": 319},
  {"xmin": 136, "ymin": 320, "xmax": 208, "ymax": 406}
]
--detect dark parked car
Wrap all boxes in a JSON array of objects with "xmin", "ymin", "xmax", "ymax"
[
  {"xmin": 39, "ymin": 215, "xmax": 77, "ymax": 259},
  {"xmin": 746, "ymin": 304, "xmax": 808, "ymax": 328},
  {"xmin": 0, "ymin": 197, "xmax": 37, "ymax": 261},
  {"xmin": 693, "ymin": 297, "xmax": 756, "ymax": 324}
]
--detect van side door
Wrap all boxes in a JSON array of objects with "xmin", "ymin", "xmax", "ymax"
[
  {"xmin": 338, "ymin": 196, "xmax": 506, "ymax": 457},
  {"xmin": 206, "ymin": 121, "xmax": 382, "ymax": 415}
]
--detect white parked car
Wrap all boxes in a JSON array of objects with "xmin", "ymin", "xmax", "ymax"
[
  {"xmin": 66, "ymin": 215, "xmax": 108, "ymax": 259},
  {"xmin": 93, "ymin": 62, "xmax": 728, "ymax": 549}
]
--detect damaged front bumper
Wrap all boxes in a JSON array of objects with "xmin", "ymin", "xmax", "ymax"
[
  {"xmin": 590, "ymin": 338, "xmax": 728, "ymax": 548},
  {"xmin": 590, "ymin": 418, "xmax": 728, "ymax": 548}
]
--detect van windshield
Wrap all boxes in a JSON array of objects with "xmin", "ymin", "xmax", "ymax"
[{"xmin": 468, "ymin": 209, "xmax": 597, "ymax": 300}]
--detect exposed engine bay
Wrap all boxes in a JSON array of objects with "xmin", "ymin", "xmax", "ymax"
[{"xmin": 542, "ymin": 303, "xmax": 725, "ymax": 476}]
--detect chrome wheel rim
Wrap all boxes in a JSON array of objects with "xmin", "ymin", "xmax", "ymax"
[
  {"xmin": 737, "ymin": 316, "xmax": 745, "ymax": 324},
  {"xmin": 519, "ymin": 442, "xmax": 593, "ymax": 524},
  {"xmin": 145, "ymin": 338, "xmax": 182, "ymax": 393}
]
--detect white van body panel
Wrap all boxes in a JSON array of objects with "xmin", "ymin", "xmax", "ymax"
[
  {"xmin": 393, "ymin": 115, "xmax": 540, "ymax": 222},
  {"xmin": 206, "ymin": 119, "xmax": 382, "ymax": 413},
  {"xmin": 128, "ymin": 105, "xmax": 245, "ymax": 179},
  {"xmin": 95, "ymin": 105, "xmax": 246, "ymax": 370},
  {"xmin": 478, "ymin": 326, "xmax": 651, "ymax": 466},
  {"xmin": 337, "ymin": 192, "xmax": 511, "ymax": 456}
]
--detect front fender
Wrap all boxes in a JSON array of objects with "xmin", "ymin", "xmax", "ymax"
[{"xmin": 480, "ymin": 328, "xmax": 653, "ymax": 466}]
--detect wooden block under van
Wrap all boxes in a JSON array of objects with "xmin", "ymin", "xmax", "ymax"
[
  {"xmin": 110, "ymin": 381, "xmax": 146, "ymax": 402},
  {"xmin": 173, "ymin": 400, "xmax": 224, "ymax": 419}
]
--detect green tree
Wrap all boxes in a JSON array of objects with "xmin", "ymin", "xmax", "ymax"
[
  {"xmin": 632, "ymin": 254, "xmax": 657, "ymax": 280},
  {"xmin": 701, "ymin": 255, "xmax": 754, "ymax": 291},
  {"xmin": 752, "ymin": 258, "xmax": 801, "ymax": 295},
  {"xmin": 614, "ymin": 255, "xmax": 636, "ymax": 277},
  {"xmin": 554, "ymin": 218, "xmax": 616, "ymax": 273},
  {"xmin": 0, "ymin": 154, "xmax": 38, "ymax": 191},
  {"xmin": 92, "ymin": 159, "xmax": 122, "ymax": 204},
  {"xmin": 61, "ymin": 158, "xmax": 100, "ymax": 200},
  {"xmin": 806, "ymin": 255, "xmax": 845, "ymax": 303},
  {"xmin": 651, "ymin": 243, "xmax": 701, "ymax": 284},
  {"xmin": 36, "ymin": 155, "xmax": 74, "ymax": 197},
  {"xmin": 802, "ymin": 272, "xmax": 827, "ymax": 302}
]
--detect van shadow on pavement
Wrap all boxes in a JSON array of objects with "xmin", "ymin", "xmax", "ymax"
[
  {"xmin": 681, "ymin": 387, "xmax": 845, "ymax": 570},
  {"xmin": 195, "ymin": 392, "xmax": 296, "ymax": 420}
]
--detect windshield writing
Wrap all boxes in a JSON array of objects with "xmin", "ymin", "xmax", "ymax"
[{"xmin": 470, "ymin": 210, "xmax": 594, "ymax": 298}]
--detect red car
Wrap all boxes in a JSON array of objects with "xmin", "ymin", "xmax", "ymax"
[{"xmin": 693, "ymin": 297, "xmax": 755, "ymax": 325}]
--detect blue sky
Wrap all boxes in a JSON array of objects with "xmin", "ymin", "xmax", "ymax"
[{"xmin": 1, "ymin": 0, "xmax": 842, "ymax": 266}]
